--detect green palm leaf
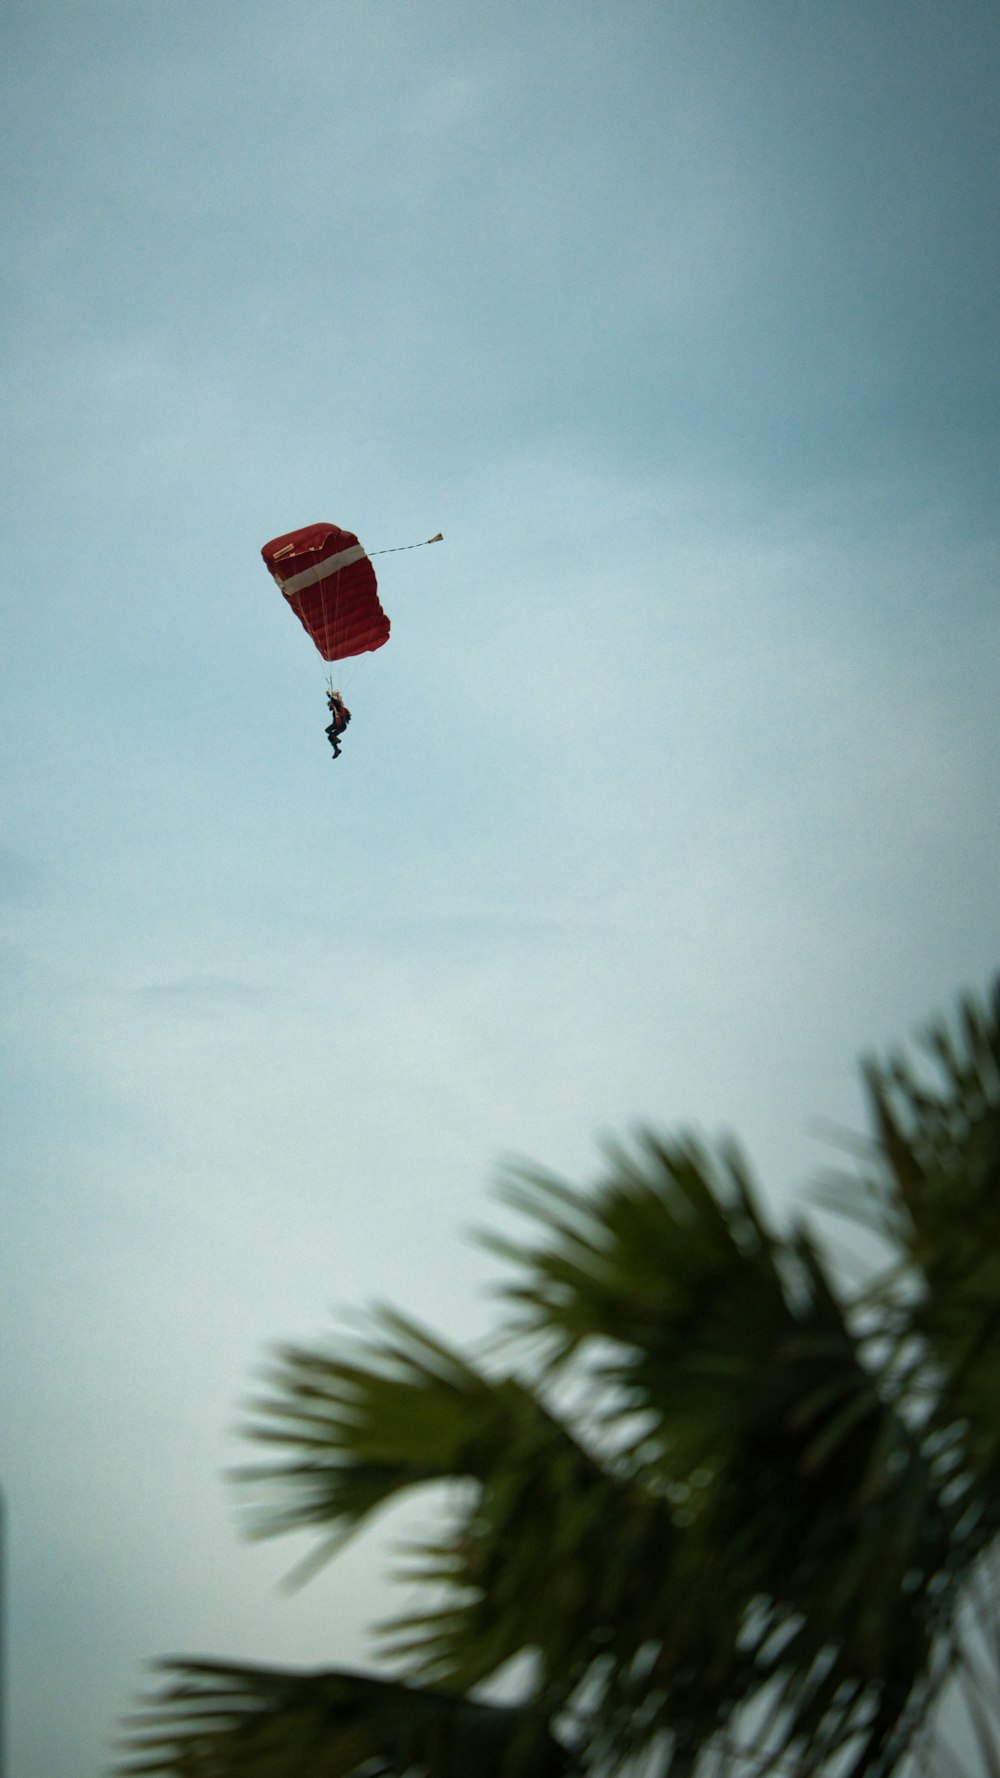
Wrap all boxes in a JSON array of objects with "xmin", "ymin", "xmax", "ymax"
[
  {"xmin": 120, "ymin": 1662, "xmax": 574, "ymax": 1778},
  {"xmin": 862, "ymin": 983, "xmax": 1000, "ymax": 1521},
  {"xmin": 485, "ymin": 1132, "xmax": 964, "ymax": 1770}
]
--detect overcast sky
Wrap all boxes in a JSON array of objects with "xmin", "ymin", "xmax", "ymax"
[{"xmin": 1, "ymin": 3, "xmax": 998, "ymax": 1773}]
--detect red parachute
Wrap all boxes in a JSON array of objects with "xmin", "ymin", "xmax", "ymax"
[{"xmin": 261, "ymin": 521, "xmax": 389, "ymax": 662}]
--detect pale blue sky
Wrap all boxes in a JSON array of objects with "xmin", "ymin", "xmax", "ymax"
[{"xmin": 1, "ymin": 3, "xmax": 998, "ymax": 1773}]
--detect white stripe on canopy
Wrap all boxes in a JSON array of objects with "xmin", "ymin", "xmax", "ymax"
[{"xmin": 279, "ymin": 543, "xmax": 368, "ymax": 597}]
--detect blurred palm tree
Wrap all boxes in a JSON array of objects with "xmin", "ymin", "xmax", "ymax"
[{"xmin": 121, "ymin": 980, "xmax": 1000, "ymax": 1777}]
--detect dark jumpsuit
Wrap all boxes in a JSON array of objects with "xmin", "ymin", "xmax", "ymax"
[{"xmin": 325, "ymin": 693, "xmax": 351, "ymax": 758}]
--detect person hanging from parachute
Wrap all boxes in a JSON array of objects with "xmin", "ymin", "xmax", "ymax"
[
  {"xmin": 261, "ymin": 522, "xmax": 442, "ymax": 759},
  {"xmin": 324, "ymin": 688, "xmax": 351, "ymax": 758}
]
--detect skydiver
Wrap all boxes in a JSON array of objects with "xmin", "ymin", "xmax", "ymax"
[{"xmin": 325, "ymin": 688, "xmax": 351, "ymax": 759}]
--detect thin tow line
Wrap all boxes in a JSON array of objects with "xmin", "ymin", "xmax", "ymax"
[{"xmin": 369, "ymin": 533, "xmax": 444, "ymax": 557}]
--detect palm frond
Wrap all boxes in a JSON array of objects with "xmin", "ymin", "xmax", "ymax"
[
  {"xmin": 859, "ymin": 980, "xmax": 1000, "ymax": 1541},
  {"xmin": 484, "ymin": 1128, "xmax": 963, "ymax": 1770},
  {"xmin": 240, "ymin": 1302, "xmax": 684, "ymax": 1702},
  {"xmin": 235, "ymin": 1309, "xmax": 508, "ymax": 1555},
  {"xmin": 377, "ymin": 1412, "xmax": 679, "ymax": 1702},
  {"xmin": 491, "ymin": 1135, "xmax": 789, "ymax": 1396},
  {"xmin": 119, "ymin": 1661, "xmax": 575, "ymax": 1778}
]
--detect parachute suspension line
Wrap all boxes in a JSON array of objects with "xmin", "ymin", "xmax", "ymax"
[
  {"xmin": 369, "ymin": 532, "xmax": 443, "ymax": 557},
  {"xmin": 308, "ymin": 545, "xmax": 340, "ymax": 697},
  {"xmin": 323, "ymin": 565, "xmax": 360, "ymax": 699},
  {"xmin": 324, "ymin": 566, "xmax": 348, "ymax": 692}
]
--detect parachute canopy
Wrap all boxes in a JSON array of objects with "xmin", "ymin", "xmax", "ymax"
[{"xmin": 261, "ymin": 522, "xmax": 390, "ymax": 663}]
